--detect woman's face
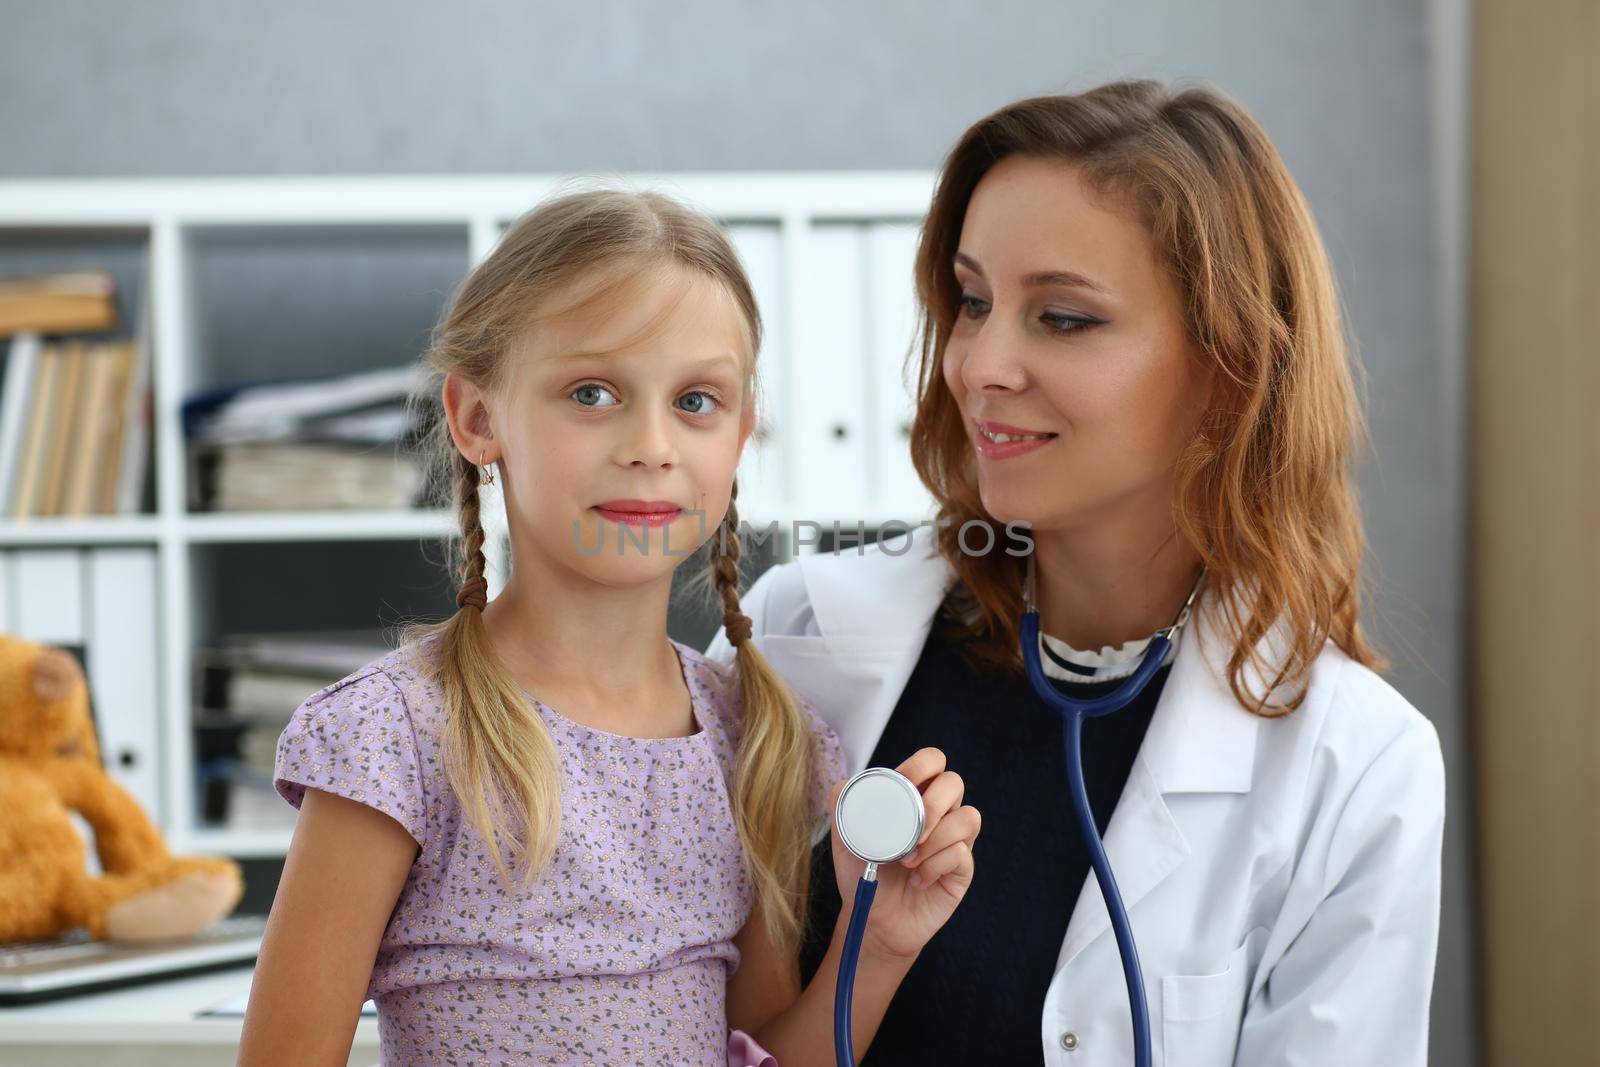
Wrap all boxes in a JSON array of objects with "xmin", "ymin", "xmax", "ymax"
[{"xmin": 942, "ymin": 154, "xmax": 1212, "ymax": 536}]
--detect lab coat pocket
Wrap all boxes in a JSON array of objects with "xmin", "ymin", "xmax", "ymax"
[{"xmin": 1161, "ymin": 940, "xmax": 1250, "ymax": 1067}]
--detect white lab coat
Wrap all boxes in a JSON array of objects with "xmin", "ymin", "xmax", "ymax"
[{"xmin": 704, "ymin": 523, "xmax": 1445, "ymax": 1066}]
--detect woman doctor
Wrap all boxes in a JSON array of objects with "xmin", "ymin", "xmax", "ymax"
[{"xmin": 705, "ymin": 80, "xmax": 1445, "ymax": 1066}]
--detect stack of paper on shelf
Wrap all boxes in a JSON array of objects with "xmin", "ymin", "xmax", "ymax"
[
  {"xmin": 183, "ymin": 364, "xmax": 430, "ymax": 511},
  {"xmin": 193, "ymin": 629, "xmax": 393, "ymax": 828}
]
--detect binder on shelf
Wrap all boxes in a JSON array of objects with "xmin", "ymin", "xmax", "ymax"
[
  {"xmin": 4, "ymin": 547, "xmax": 163, "ymax": 824},
  {"xmin": 6, "ymin": 548, "xmax": 97, "ymax": 872},
  {"xmin": 85, "ymin": 547, "xmax": 162, "ymax": 821},
  {"xmin": 797, "ymin": 225, "xmax": 871, "ymax": 506},
  {"xmin": 726, "ymin": 224, "xmax": 786, "ymax": 507},
  {"xmin": 9, "ymin": 548, "xmax": 84, "ymax": 642},
  {"xmin": 865, "ymin": 222, "xmax": 927, "ymax": 511}
]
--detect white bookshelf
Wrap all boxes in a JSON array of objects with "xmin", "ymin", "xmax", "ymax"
[{"xmin": 0, "ymin": 173, "xmax": 938, "ymax": 858}]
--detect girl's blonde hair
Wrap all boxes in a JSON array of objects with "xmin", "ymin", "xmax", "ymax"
[
  {"xmin": 399, "ymin": 188, "xmax": 820, "ymax": 957},
  {"xmin": 910, "ymin": 80, "xmax": 1386, "ymax": 714}
]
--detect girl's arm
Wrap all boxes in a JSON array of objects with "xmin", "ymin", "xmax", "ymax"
[
  {"xmin": 729, "ymin": 897, "xmax": 916, "ymax": 1066},
  {"xmin": 237, "ymin": 787, "xmax": 419, "ymax": 1067}
]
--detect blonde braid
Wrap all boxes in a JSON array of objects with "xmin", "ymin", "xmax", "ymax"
[
  {"xmin": 712, "ymin": 481, "xmax": 753, "ymax": 644},
  {"xmin": 426, "ymin": 447, "xmax": 562, "ymax": 889},
  {"xmin": 706, "ymin": 478, "xmax": 816, "ymax": 957},
  {"xmin": 453, "ymin": 451, "xmax": 490, "ymax": 610}
]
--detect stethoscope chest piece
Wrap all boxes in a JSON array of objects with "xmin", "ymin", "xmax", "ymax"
[
  {"xmin": 832, "ymin": 765, "xmax": 925, "ymax": 1067},
  {"xmin": 835, "ymin": 766, "xmax": 924, "ymax": 867}
]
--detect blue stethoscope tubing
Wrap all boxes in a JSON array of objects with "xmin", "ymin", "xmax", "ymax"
[
  {"xmin": 1018, "ymin": 560, "xmax": 1205, "ymax": 1067},
  {"xmin": 835, "ymin": 873, "xmax": 877, "ymax": 1066},
  {"xmin": 1021, "ymin": 610, "xmax": 1162, "ymax": 1067},
  {"xmin": 832, "ymin": 563, "xmax": 1203, "ymax": 1067}
]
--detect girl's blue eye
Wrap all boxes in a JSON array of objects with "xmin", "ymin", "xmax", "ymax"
[
  {"xmin": 572, "ymin": 384, "xmax": 618, "ymax": 407},
  {"xmin": 676, "ymin": 390, "xmax": 720, "ymax": 415},
  {"xmin": 957, "ymin": 293, "xmax": 989, "ymax": 318}
]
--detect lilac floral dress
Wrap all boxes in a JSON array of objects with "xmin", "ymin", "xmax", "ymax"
[{"xmin": 274, "ymin": 634, "xmax": 846, "ymax": 1066}]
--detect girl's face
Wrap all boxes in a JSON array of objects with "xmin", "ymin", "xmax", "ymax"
[
  {"xmin": 466, "ymin": 263, "xmax": 755, "ymax": 589},
  {"xmin": 942, "ymin": 154, "xmax": 1212, "ymax": 536}
]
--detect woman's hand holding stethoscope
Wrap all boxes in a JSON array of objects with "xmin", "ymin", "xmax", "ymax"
[{"xmin": 826, "ymin": 747, "xmax": 981, "ymax": 963}]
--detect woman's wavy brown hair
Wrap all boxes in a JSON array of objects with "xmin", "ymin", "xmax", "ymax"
[
  {"xmin": 398, "ymin": 186, "xmax": 822, "ymax": 958},
  {"xmin": 909, "ymin": 80, "xmax": 1386, "ymax": 715}
]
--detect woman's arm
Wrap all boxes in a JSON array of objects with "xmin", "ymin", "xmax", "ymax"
[
  {"xmin": 1233, "ymin": 720, "xmax": 1446, "ymax": 1065},
  {"xmin": 237, "ymin": 787, "xmax": 418, "ymax": 1067}
]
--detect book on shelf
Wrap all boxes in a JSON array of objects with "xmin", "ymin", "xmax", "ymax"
[
  {"xmin": 0, "ymin": 268, "xmax": 118, "ymax": 337},
  {"xmin": 2, "ymin": 334, "xmax": 151, "ymax": 520},
  {"xmin": 38, "ymin": 340, "xmax": 84, "ymax": 516},
  {"xmin": 1, "ymin": 332, "xmax": 49, "ymax": 517},
  {"xmin": 0, "ymin": 262, "xmax": 152, "ymax": 521},
  {"xmin": 184, "ymin": 364, "xmax": 430, "ymax": 512}
]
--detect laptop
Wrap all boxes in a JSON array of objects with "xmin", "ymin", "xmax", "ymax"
[{"xmin": 0, "ymin": 914, "xmax": 267, "ymax": 1005}]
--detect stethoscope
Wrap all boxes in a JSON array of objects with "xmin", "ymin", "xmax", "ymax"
[{"xmin": 831, "ymin": 556, "xmax": 1205, "ymax": 1067}]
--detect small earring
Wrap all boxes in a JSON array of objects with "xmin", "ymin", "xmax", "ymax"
[{"xmin": 479, "ymin": 451, "xmax": 496, "ymax": 485}]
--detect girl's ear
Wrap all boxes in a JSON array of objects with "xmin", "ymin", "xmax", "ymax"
[
  {"xmin": 442, "ymin": 373, "xmax": 498, "ymax": 465},
  {"xmin": 736, "ymin": 403, "xmax": 757, "ymax": 462}
]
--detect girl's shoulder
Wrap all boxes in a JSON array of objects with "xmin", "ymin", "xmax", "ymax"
[
  {"xmin": 274, "ymin": 639, "xmax": 444, "ymax": 848},
  {"xmin": 298, "ymin": 637, "xmax": 451, "ymax": 736},
  {"xmin": 671, "ymin": 638, "xmax": 741, "ymax": 742},
  {"xmin": 674, "ymin": 638, "xmax": 773, "ymax": 740}
]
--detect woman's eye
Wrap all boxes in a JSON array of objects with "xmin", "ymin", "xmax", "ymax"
[
  {"xmin": 1041, "ymin": 311, "xmax": 1102, "ymax": 336},
  {"xmin": 676, "ymin": 390, "xmax": 721, "ymax": 415},
  {"xmin": 572, "ymin": 384, "xmax": 618, "ymax": 408},
  {"xmin": 957, "ymin": 293, "xmax": 989, "ymax": 318}
]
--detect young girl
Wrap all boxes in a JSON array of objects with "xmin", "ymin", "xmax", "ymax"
[{"xmin": 237, "ymin": 188, "xmax": 981, "ymax": 1066}]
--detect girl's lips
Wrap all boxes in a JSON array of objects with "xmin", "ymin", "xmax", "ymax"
[{"xmin": 591, "ymin": 505, "xmax": 682, "ymax": 527}]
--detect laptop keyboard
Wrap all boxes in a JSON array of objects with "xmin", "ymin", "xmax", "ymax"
[{"xmin": 0, "ymin": 915, "xmax": 268, "ymax": 971}]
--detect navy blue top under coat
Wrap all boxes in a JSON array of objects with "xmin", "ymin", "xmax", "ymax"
[{"xmin": 798, "ymin": 603, "xmax": 1171, "ymax": 1065}]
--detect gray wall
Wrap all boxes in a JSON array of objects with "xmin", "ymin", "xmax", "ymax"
[{"xmin": 2, "ymin": 2, "xmax": 1476, "ymax": 1063}]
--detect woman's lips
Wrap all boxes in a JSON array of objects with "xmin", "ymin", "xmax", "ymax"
[
  {"xmin": 591, "ymin": 500, "xmax": 683, "ymax": 527},
  {"xmin": 973, "ymin": 418, "xmax": 1058, "ymax": 460}
]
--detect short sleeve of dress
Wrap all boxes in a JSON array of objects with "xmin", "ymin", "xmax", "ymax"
[{"xmin": 274, "ymin": 663, "xmax": 429, "ymax": 849}]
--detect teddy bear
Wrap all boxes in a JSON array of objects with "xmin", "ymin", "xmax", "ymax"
[{"xmin": 0, "ymin": 633, "xmax": 243, "ymax": 943}]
